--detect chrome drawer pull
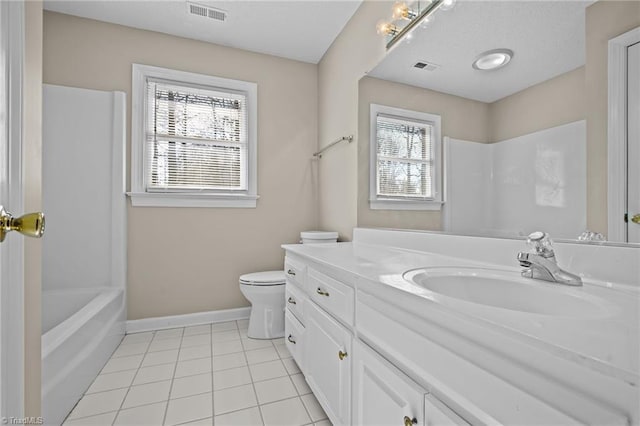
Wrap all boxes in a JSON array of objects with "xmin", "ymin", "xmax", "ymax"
[
  {"xmin": 287, "ymin": 334, "xmax": 296, "ymax": 344},
  {"xmin": 287, "ymin": 269, "xmax": 296, "ymax": 276},
  {"xmin": 316, "ymin": 287, "xmax": 330, "ymax": 297},
  {"xmin": 287, "ymin": 297, "xmax": 296, "ymax": 305},
  {"xmin": 404, "ymin": 416, "xmax": 417, "ymax": 426}
]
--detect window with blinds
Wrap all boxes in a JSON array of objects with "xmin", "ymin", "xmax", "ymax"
[
  {"xmin": 145, "ymin": 79, "xmax": 248, "ymax": 192},
  {"xmin": 375, "ymin": 114, "xmax": 434, "ymax": 199},
  {"xmin": 131, "ymin": 65, "xmax": 257, "ymax": 207},
  {"xmin": 369, "ymin": 104, "xmax": 442, "ymax": 211}
]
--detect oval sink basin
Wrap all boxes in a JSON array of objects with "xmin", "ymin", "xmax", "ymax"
[{"xmin": 403, "ymin": 267, "xmax": 609, "ymax": 318}]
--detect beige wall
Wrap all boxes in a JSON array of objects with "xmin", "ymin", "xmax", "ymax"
[
  {"xmin": 357, "ymin": 76, "xmax": 491, "ymax": 230},
  {"xmin": 489, "ymin": 66, "xmax": 586, "ymax": 142},
  {"xmin": 43, "ymin": 12, "xmax": 318, "ymax": 320},
  {"xmin": 585, "ymin": 0, "xmax": 640, "ymax": 234},
  {"xmin": 24, "ymin": 1, "xmax": 43, "ymax": 416},
  {"xmin": 318, "ymin": 0, "xmax": 390, "ymax": 241}
]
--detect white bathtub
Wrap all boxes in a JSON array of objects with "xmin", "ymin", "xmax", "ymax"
[{"xmin": 42, "ymin": 287, "xmax": 125, "ymax": 426}]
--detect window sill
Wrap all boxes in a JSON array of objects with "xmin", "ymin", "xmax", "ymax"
[
  {"xmin": 127, "ymin": 192, "xmax": 259, "ymax": 208},
  {"xmin": 369, "ymin": 198, "xmax": 443, "ymax": 211}
]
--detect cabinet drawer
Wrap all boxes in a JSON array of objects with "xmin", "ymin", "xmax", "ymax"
[
  {"xmin": 308, "ymin": 268, "xmax": 354, "ymax": 326},
  {"xmin": 284, "ymin": 256, "xmax": 306, "ymax": 289},
  {"xmin": 285, "ymin": 310, "xmax": 305, "ymax": 373},
  {"xmin": 425, "ymin": 394, "xmax": 470, "ymax": 426},
  {"xmin": 353, "ymin": 339, "xmax": 426, "ymax": 426},
  {"xmin": 285, "ymin": 282, "xmax": 306, "ymax": 325}
]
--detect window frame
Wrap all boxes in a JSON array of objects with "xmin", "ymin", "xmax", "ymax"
[
  {"xmin": 369, "ymin": 103, "xmax": 443, "ymax": 211},
  {"xmin": 130, "ymin": 64, "xmax": 258, "ymax": 208}
]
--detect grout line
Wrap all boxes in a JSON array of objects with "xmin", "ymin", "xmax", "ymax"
[
  {"xmin": 162, "ymin": 327, "xmax": 185, "ymax": 425},
  {"xmin": 245, "ymin": 332, "xmax": 267, "ymax": 426}
]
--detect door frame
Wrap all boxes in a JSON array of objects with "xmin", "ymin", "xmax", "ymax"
[
  {"xmin": 608, "ymin": 26, "xmax": 640, "ymax": 242},
  {"xmin": 0, "ymin": 0, "xmax": 25, "ymax": 419}
]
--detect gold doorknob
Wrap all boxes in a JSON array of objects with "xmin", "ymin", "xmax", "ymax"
[
  {"xmin": 338, "ymin": 350, "xmax": 348, "ymax": 360},
  {"xmin": 632, "ymin": 214, "xmax": 640, "ymax": 224},
  {"xmin": 404, "ymin": 416, "xmax": 417, "ymax": 426},
  {"xmin": 0, "ymin": 206, "xmax": 45, "ymax": 242}
]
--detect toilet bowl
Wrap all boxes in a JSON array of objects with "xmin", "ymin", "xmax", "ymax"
[
  {"xmin": 239, "ymin": 271, "xmax": 286, "ymax": 339},
  {"xmin": 240, "ymin": 231, "xmax": 338, "ymax": 340}
]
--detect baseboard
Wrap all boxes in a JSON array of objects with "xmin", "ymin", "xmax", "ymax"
[{"xmin": 126, "ymin": 307, "xmax": 251, "ymax": 334}]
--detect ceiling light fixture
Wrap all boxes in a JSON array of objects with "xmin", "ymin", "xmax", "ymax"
[
  {"xmin": 378, "ymin": 0, "xmax": 457, "ymax": 50},
  {"xmin": 472, "ymin": 49, "xmax": 514, "ymax": 71}
]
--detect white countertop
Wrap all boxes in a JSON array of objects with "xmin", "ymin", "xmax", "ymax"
[{"xmin": 282, "ymin": 241, "xmax": 640, "ymax": 387}]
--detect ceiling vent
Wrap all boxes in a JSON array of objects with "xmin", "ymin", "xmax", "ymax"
[
  {"xmin": 187, "ymin": 2, "xmax": 227, "ymax": 22},
  {"xmin": 413, "ymin": 61, "xmax": 440, "ymax": 72}
]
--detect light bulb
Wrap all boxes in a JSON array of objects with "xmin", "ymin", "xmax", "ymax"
[
  {"xmin": 439, "ymin": 0, "xmax": 456, "ymax": 11},
  {"xmin": 376, "ymin": 19, "xmax": 398, "ymax": 36},
  {"xmin": 392, "ymin": 2, "xmax": 416, "ymax": 20}
]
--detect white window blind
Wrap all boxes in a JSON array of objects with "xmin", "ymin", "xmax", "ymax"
[
  {"xmin": 376, "ymin": 113, "xmax": 434, "ymax": 199},
  {"xmin": 145, "ymin": 79, "xmax": 248, "ymax": 192}
]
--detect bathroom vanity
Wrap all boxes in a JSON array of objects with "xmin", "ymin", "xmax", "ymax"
[{"xmin": 282, "ymin": 228, "xmax": 639, "ymax": 426}]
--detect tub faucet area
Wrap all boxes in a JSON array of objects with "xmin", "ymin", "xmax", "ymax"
[{"xmin": 517, "ymin": 231, "xmax": 583, "ymax": 286}]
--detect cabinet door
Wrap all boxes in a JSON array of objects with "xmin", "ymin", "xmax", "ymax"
[
  {"xmin": 425, "ymin": 394, "xmax": 470, "ymax": 426},
  {"xmin": 305, "ymin": 301, "xmax": 352, "ymax": 426},
  {"xmin": 353, "ymin": 340, "xmax": 426, "ymax": 426}
]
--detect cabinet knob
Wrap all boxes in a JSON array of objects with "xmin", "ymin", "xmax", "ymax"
[
  {"xmin": 316, "ymin": 287, "xmax": 330, "ymax": 297},
  {"xmin": 403, "ymin": 416, "xmax": 417, "ymax": 426},
  {"xmin": 338, "ymin": 350, "xmax": 348, "ymax": 360},
  {"xmin": 287, "ymin": 297, "xmax": 296, "ymax": 305},
  {"xmin": 287, "ymin": 334, "xmax": 296, "ymax": 344},
  {"xmin": 287, "ymin": 269, "xmax": 296, "ymax": 276}
]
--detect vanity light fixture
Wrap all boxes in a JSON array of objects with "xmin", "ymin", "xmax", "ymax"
[
  {"xmin": 472, "ymin": 49, "xmax": 514, "ymax": 71},
  {"xmin": 379, "ymin": 0, "xmax": 457, "ymax": 50}
]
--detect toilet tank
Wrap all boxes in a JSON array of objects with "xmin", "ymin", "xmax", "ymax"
[{"xmin": 300, "ymin": 231, "xmax": 339, "ymax": 244}]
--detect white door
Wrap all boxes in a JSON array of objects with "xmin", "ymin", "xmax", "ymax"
[
  {"xmin": 628, "ymin": 41, "xmax": 640, "ymax": 243},
  {"xmin": 0, "ymin": 1, "xmax": 26, "ymax": 419}
]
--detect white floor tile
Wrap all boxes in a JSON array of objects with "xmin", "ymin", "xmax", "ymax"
[
  {"xmin": 213, "ymin": 353, "xmax": 247, "ymax": 372},
  {"xmin": 240, "ymin": 338, "xmax": 273, "ymax": 351},
  {"xmin": 180, "ymin": 417, "xmax": 213, "ymax": 425},
  {"xmin": 175, "ymin": 357, "xmax": 212, "ymax": 378},
  {"xmin": 67, "ymin": 389, "xmax": 127, "ymax": 419},
  {"xmin": 274, "ymin": 343, "xmax": 292, "ymax": 359},
  {"xmin": 154, "ymin": 328, "xmax": 184, "ymax": 340},
  {"xmin": 211, "ymin": 330, "xmax": 241, "ymax": 343},
  {"xmin": 281, "ymin": 358, "xmax": 301, "ymax": 375},
  {"xmin": 121, "ymin": 332, "xmax": 154, "ymax": 345},
  {"xmin": 212, "ymin": 340, "xmax": 243, "ymax": 356},
  {"xmin": 253, "ymin": 376, "xmax": 297, "ymax": 405},
  {"xmin": 248, "ymin": 360, "xmax": 287, "ymax": 383},
  {"xmin": 113, "ymin": 401, "xmax": 166, "ymax": 426},
  {"xmin": 238, "ymin": 329, "xmax": 249, "ymax": 339},
  {"xmin": 214, "ymin": 406, "xmax": 263, "ymax": 426},
  {"xmin": 148, "ymin": 337, "xmax": 181, "ymax": 353},
  {"xmin": 182, "ymin": 334, "xmax": 212, "ymax": 348},
  {"xmin": 63, "ymin": 411, "xmax": 118, "ymax": 425},
  {"xmin": 141, "ymin": 349, "xmax": 179, "ymax": 367},
  {"xmin": 165, "ymin": 392, "xmax": 213, "ymax": 426},
  {"xmin": 111, "ymin": 342, "xmax": 149, "ymax": 358},
  {"xmin": 122, "ymin": 380, "xmax": 171, "ymax": 409},
  {"xmin": 86, "ymin": 370, "xmax": 136, "ymax": 394},
  {"xmin": 245, "ymin": 347, "xmax": 279, "ymax": 365},
  {"xmin": 132, "ymin": 363, "xmax": 175, "ymax": 386},
  {"xmin": 314, "ymin": 420, "xmax": 332, "ymax": 426},
  {"xmin": 260, "ymin": 397, "xmax": 311, "ymax": 426},
  {"xmin": 171, "ymin": 373, "xmax": 213, "ymax": 399},
  {"xmin": 290, "ymin": 373, "xmax": 312, "ymax": 395},
  {"xmin": 183, "ymin": 324, "xmax": 211, "ymax": 336},
  {"xmin": 179, "ymin": 344, "xmax": 211, "ymax": 362},
  {"xmin": 213, "ymin": 384, "xmax": 257, "ymax": 416},
  {"xmin": 211, "ymin": 321, "xmax": 238, "ymax": 332},
  {"xmin": 301, "ymin": 393, "xmax": 328, "ymax": 422},
  {"xmin": 236, "ymin": 319, "xmax": 249, "ymax": 328},
  {"xmin": 101, "ymin": 354, "xmax": 144, "ymax": 374},
  {"xmin": 212, "ymin": 366, "xmax": 252, "ymax": 391}
]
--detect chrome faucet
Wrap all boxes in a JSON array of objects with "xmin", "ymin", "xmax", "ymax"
[{"xmin": 517, "ymin": 232, "xmax": 582, "ymax": 286}]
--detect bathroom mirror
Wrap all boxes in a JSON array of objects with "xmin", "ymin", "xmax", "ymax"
[{"xmin": 359, "ymin": 0, "xmax": 639, "ymax": 244}]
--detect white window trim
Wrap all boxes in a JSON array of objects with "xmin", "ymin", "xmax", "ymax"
[
  {"xmin": 369, "ymin": 104, "xmax": 443, "ymax": 211},
  {"xmin": 129, "ymin": 64, "xmax": 258, "ymax": 208}
]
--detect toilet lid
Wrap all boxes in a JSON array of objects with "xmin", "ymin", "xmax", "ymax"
[{"xmin": 240, "ymin": 270, "xmax": 286, "ymax": 286}]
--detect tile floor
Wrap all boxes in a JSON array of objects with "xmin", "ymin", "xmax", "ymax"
[{"xmin": 63, "ymin": 320, "xmax": 331, "ymax": 426}]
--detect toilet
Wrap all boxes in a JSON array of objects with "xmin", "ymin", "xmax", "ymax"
[{"xmin": 240, "ymin": 231, "xmax": 338, "ymax": 339}]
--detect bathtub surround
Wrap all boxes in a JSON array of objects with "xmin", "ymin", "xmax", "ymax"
[{"xmin": 43, "ymin": 11, "xmax": 319, "ymax": 320}]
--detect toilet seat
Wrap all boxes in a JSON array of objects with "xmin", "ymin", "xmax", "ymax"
[{"xmin": 239, "ymin": 270, "xmax": 286, "ymax": 286}]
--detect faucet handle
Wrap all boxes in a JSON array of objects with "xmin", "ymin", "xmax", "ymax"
[{"xmin": 526, "ymin": 231, "xmax": 555, "ymax": 259}]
